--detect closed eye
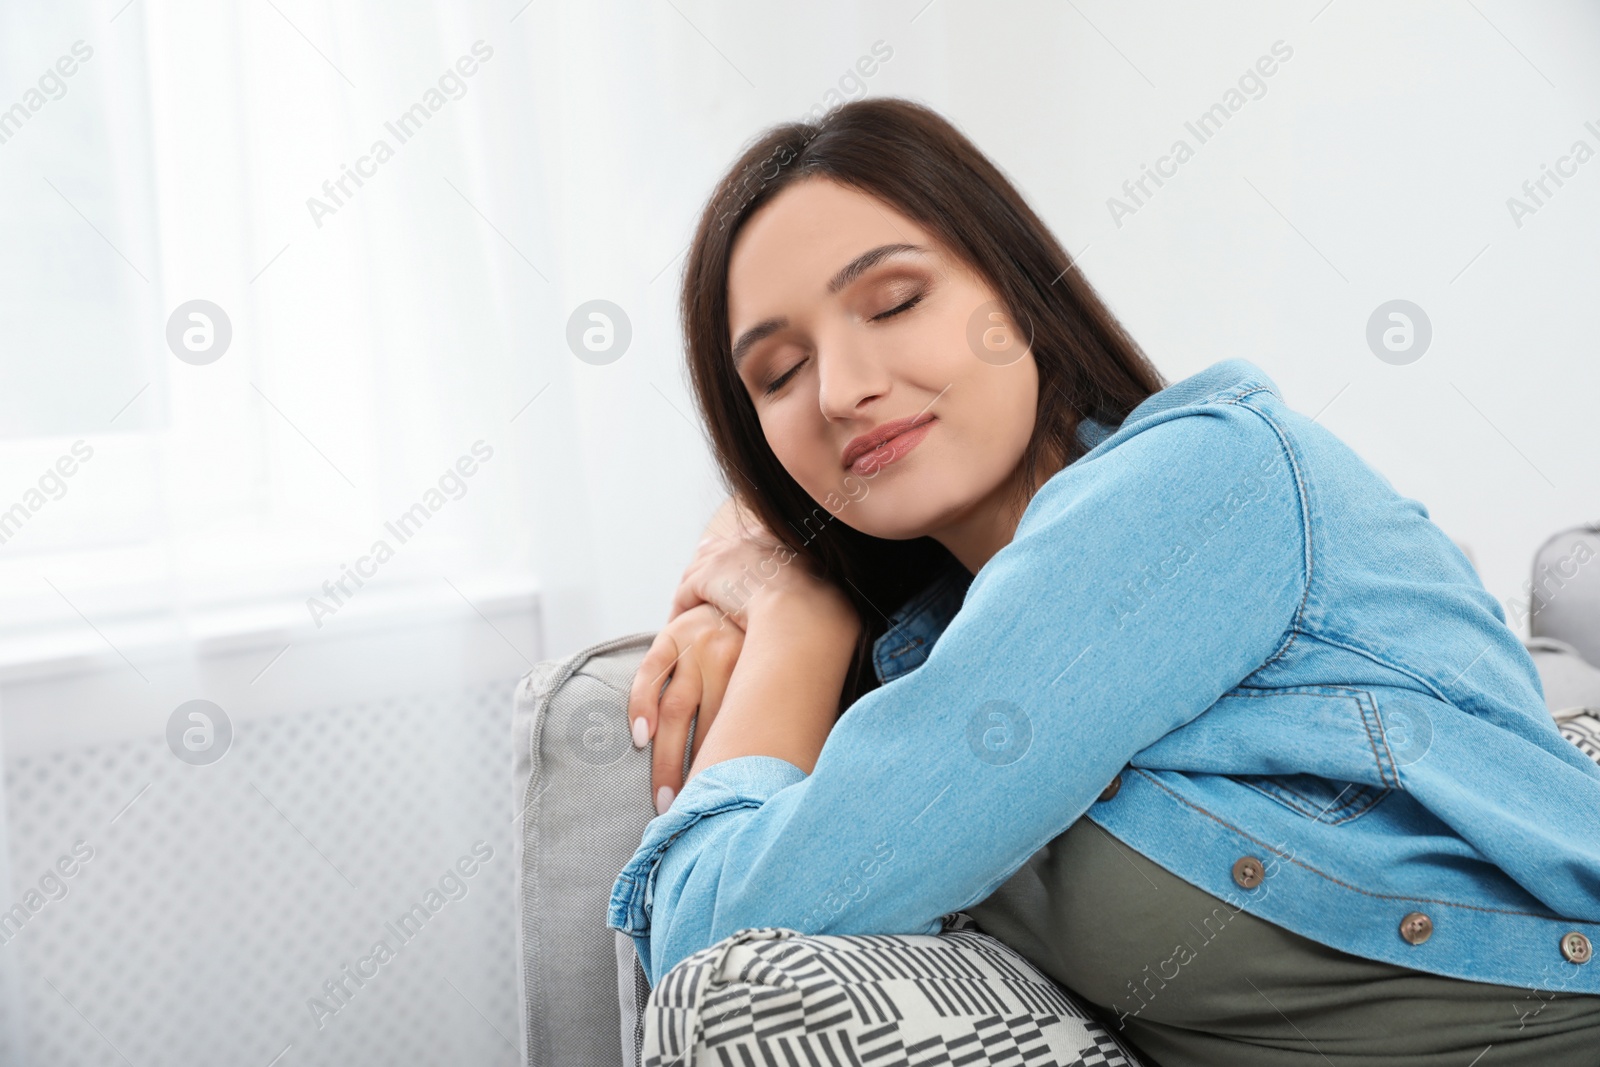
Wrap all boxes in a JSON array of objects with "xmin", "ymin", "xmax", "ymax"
[
  {"xmin": 762, "ymin": 359, "xmax": 805, "ymax": 396},
  {"xmin": 761, "ymin": 292, "xmax": 925, "ymax": 396},
  {"xmin": 873, "ymin": 293, "xmax": 924, "ymax": 321}
]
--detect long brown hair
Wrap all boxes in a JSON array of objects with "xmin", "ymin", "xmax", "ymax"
[{"xmin": 680, "ymin": 97, "xmax": 1166, "ymax": 707}]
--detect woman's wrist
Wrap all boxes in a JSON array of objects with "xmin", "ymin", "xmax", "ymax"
[
  {"xmin": 747, "ymin": 582, "xmax": 862, "ymax": 650},
  {"xmin": 684, "ymin": 589, "xmax": 861, "ymax": 782}
]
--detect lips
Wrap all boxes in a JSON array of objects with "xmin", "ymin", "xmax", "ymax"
[{"xmin": 841, "ymin": 413, "xmax": 937, "ymax": 473}]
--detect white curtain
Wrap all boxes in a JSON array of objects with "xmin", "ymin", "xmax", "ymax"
[
  {"xmin": 0, "ymin": 0, "xmax": 714, "ymax": 665},
  {"xmin": 0, "ymin": 4, "xmax": 773, "ymax": 1063}
]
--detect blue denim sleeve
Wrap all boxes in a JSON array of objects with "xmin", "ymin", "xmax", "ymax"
[
  {"xmin": 609, "ymin": 755, "xmax": 810, "ymax": 985},
  {"xmin": 608, "ymin": 401, "xmax": 1309, "ymax": 987}
]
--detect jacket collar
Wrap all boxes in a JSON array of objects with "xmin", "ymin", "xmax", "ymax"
[
  {"xmin": 871, "ymin": 553, "xmax": 973, "ymax": 684},
  {"xmin": 867, "ymin": 359, "xmax": 1281, "ymax": 685}
]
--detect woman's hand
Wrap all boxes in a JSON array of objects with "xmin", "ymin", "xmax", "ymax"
[
  {"xmin": 680, "ymin": 586, "xmax": 863, "ymax": 785},
  {"xmin": 667, "ymin": 509, "xmax": 851, "ymax": 632},
  {"xmin": 637, "ymin": 501, "xmax": 859, "ymax": 814},
  {"xmin": 628, "ymin": 601, "xmax": 747, "ymax": 815}
]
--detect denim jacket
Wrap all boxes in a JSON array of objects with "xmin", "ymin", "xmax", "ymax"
[{"xmin": 609, "ymin": 358, "xmax": 1600, "ymax": 994}]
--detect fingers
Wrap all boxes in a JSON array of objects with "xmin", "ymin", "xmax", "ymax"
[
  {"xmin": 628, "ymin": 630, "xmax": 683, "ymax": 751},
  {"xmin": 635, "ymin": 601, "xmax": 748, "ymax": 819},
  {"xmin": 666, "ymin": 579, "xmax": 705, "ymax": 623},
  {"xmin": 652, "ymin": 644, "xmax": 704, "ymax": 815},
  {"xmin": 668, "ymin": 568, "xmax": 746, "ymax": 631},
  {"xmin": 687, "ymin": 624, "xmax": 743, "ymax": 767}
]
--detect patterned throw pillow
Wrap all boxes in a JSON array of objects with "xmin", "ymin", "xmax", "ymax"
[
  {"xmin": 1557, "ymin": 711, "xmax": 1600, "ymax": 763},
  {"xmin": 636, "ymin": 912, "xmax": 1146, "ymax": 1066}
]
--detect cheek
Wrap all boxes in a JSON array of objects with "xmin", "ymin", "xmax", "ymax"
[
  {"xmin": 1004, "ymin": 367, "xmax": 1041, "ymax": 440},
  {"xmin": 960, "ymin": 361, "xmax": 1039, "ymax": 458},
  {"xmin": 898, "ymin": 310, "xmax": 969, "ymax": 378},
  {"xmin": 760, "ymin": 406, "xmax": 831, "ymax": 485}
]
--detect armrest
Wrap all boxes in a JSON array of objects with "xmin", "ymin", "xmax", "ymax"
[{"xmin": 512, "ymin": 632, "xmax": 661, "ymax": 1067}]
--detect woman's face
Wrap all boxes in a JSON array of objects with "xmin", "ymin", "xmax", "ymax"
[{"xmin": 726, "ymin": 176, "xmax": 1040, "ymax": 561}]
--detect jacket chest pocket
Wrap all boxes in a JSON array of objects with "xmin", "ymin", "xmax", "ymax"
[
  {"xmin": 1133, "ymin": 683, "xmax": 1412, "ymax": 825},
  {"xmin": 1228, "ymin": 772, "xmax": 1390, "ymax": 825}
]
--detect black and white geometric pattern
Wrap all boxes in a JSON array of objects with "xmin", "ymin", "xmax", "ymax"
[
  {"xmin": 1559, "ymin": 712, "xmax": 1600, "ymax": 764},
  {"xmin": 639, "ymin": 912, "xmax": 1145, "ymax": 1067}
]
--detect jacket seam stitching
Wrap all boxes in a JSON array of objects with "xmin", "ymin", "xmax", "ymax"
[
  {"xmin": 611, "ymin": 793, "xmax": 767, "ymax": 924},
  {"xmin": 1228, "ymin": 776, "xmax": 1387, "ymax": 824},
  {"xmin": 1223, "ymin": 394, "xmax": 1312, "ymax": 669},
  {"xmin": 1307, "ymin": 629, "xmax": 1455, "ymax": 705},
  {"xmin": 1355, "ymin": 688, "xmax": 1402, "ymax": 789},
  {"xmin": 1132, "ymin": 769, "xmax": 1573, "ymax": 921},
  {"xmin": 1265, "ymin": 630, "xmax": 1462, "ymax": 785}
]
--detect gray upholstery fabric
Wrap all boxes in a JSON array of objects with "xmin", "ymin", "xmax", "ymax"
[
  {"xmin": 1525, "ymin": 636, "xmax": 1600, "ymax": 716},
  {"xmin": 1520, "ymin": 524, "xmax": 1600, "ymax": 760},
  {"xmin": 625, "ymin": 932, "xmax": 650, "ymax": 1067},
  {"xmin": 614, "ymin": 929, "xmax": 650, "ymax": 1067},
  {"xmin": 513, "ymin": 631, "xmax": 666, "ymax": 1067},
  {"xmin": 1530, "ymin": 523, "xmax": 1600, "ymax": 667}
]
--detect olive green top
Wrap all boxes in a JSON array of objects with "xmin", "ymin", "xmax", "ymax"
[{"xmin": 964, "ymin": 815, "xmax": 1600, "ymax": 1066}]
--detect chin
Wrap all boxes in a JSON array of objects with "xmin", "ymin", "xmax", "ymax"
[
  {"xmin": 852, "ymin": 519, "xmax": 935, "ymax": 542},
  {"xmin": 837, "ymin": 484, "xmax": 954, "ymax": 541}
]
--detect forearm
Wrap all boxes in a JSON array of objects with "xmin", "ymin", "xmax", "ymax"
[{"xmin": 685, "ymin": 592, "xmax": 860, "ymax": 781}]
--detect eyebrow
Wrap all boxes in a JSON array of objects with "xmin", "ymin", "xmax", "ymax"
[{"xmin": 730, "ymin": 243, "xmax": 928, "ymax": 369}]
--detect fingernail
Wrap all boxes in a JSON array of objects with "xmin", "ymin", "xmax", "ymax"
[
  {"xmin": 655, "ymin": 785, "xmax": 675, "ymax": 815},
  {"xmin": 631, "ymin": 717, "xmax": 650, "ymax": 749}
]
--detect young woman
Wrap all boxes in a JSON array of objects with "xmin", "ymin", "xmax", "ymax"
[{"xmin": 606, "ymin": 98, "xmax": 1600, "ymax": 1064}]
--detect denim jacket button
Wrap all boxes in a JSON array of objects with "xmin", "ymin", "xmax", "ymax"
[
  {"xmin": 1399, "ymin": 912, "xmax": 1433, "ymax": 945},
  {"xmin": 1560, "ymin": 932, "xmax": 1593, "ymax": 964},
  {"xmin": 1232, "ymin": 856, "xmax": 1265, "ymax": 889},
  {"xmin": 1098, "ymin": 774, "xmax": 1122, "ymax": 802}
]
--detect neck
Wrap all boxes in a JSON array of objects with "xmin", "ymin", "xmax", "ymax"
[{"xmin": 932, "ymin": 448, "xmax": 1064, "ymax": 574}]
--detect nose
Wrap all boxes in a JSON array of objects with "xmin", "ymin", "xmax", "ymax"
[{"xmin": 815, "ymin": 330, "xmax": 892, "ymax": 422}]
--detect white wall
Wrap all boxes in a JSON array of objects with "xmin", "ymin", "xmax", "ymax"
[{"xmin": 593, "ymin": 0, "xmax": 1600, "ymax": 643}]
